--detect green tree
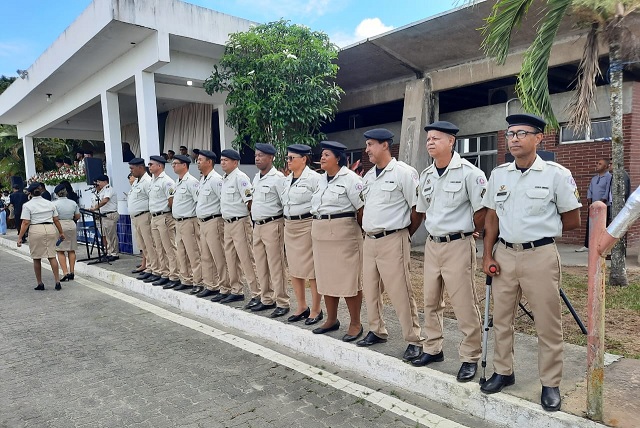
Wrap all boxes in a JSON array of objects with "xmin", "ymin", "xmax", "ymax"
[
  {"xmin": 204, "ymin": 19, "xmax": 343, "ymax": 167},
  {"xmin": 475, "ymin": 0, "xmax": 639, "ymax": 287},
  {"xmin": 0, "ymin": 75, "xmax": 16, "ymax": 94}
]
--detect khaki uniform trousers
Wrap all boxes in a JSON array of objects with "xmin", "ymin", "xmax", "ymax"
[
  {"xmin": 131, "ymin": 213, "xmax": 157, "ymax": 275},
  {"xmin": 99, "ymin": 212, "xmax": 120, "ymax": 256},
  {"xmin": 223, "ymin": 217, "xmax": 259, "ymax": 296},
  {"xmin": 150, "ymin": 213, "xmax": 179, "ymax": 281},
  {"xmin": 492, "ymin": 242, "xmax": 563, "ymax": 387},
  {"xmin": 175, "ymin": 217, "xmax": 202, "ymax": 286},
  {"xmin": 200, "ymin": 217, "xmax": 228, "ymax": 292},
  {"xmin": 253, "ymin": 218, "xmax": 289, "ymax": 307},
  {"xmin": 362, "ymin": 229, "xmax": 423, "ymax": 345},
  {"xmin": 423, "ymin": 237, "xmax": 482, "ymax": 362}
]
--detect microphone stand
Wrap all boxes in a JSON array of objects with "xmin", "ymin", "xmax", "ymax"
[{"xmin": 86, "ymin": 187, "xmax": 111, "ymax": 265}]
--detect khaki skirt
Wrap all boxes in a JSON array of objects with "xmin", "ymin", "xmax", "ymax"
[
  {"xmin": 57, "ymin": 219, "xmax": 78, "ymax": 252},
  {"xmin": 311, "ymin": 217, "xmax": 363, "ymax": 297},
  {"xmin": 28, "ymin": 223, "xmax": 57, "ymax": 260},
  {"xmin": 284, "ymin": 217, "xmax": 315, "ymax": 279}
]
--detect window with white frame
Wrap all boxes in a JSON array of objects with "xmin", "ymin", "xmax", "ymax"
[
  {"xmin": 455, "ymin": 134, "xmax": 498, "ymax": 178},
  {"xmin": 560, "ymin": 119, "xmax": 612, "ymax": 144}
]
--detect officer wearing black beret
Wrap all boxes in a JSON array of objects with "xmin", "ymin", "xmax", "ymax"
[
  {"xmin": 91, "ymin": 174, "xmax": 120, "ymax": 262},
  {"xmin": 128, "ymin": 157, "xmax": 157, "ymax": 281}
]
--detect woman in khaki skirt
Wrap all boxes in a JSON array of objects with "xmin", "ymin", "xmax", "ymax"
[
  {"xmin": 17, "ymin": 183, "xmax": 66, "ymax": 290},
  {"xmin": 53, "ymin": 183, "xmax": 81, "ymax": 281},
  {"xmin": 280, "ymin": 144, "xmax": 323, "ymax": 324},
  {"xmin": 310, "ymin": 141, "xmax": 365, "ymax": 342}
]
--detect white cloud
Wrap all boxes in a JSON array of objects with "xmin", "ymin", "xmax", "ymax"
[
  {"xmin": 235, "ymin": 0, "xmax": 337, "ymax": 18},
  {"xmin": 330, "ymin": 17, "xmax": 394, "ymax": 48}
]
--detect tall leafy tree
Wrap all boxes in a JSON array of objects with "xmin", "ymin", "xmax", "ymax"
[
  {"xmin": 204, "ymin": 19, "xmax": 343, "ymax": 166},
  {"xmin": 475, "ymin": 0, "xmax": 639, "ymax": 286}
]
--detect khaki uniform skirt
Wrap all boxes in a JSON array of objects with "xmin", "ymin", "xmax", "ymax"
[
  {"xmin": 28, "ymin": 223, "xmax": 58, "ymax": 259},
  {"xmin": 284, "ymin": 217, "xmax": 315, "ymax": 279},
  {"xmin": 57, "ymin": 219, "xmax": 78, "ymax": 252},
  {"xmin": 311, "ymin": 217, "xmax": 363, "ymax": 297}
]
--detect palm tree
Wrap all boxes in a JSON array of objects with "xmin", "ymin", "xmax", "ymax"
[{"xmin": 475, "ymin": 0, "xmax": 639, "ymax": 286}]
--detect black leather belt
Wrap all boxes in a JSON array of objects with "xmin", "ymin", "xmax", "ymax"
[
  {"xmin": 254, "ymin": 214, "xmax": 283, "ymax": 225},
  {"xmin": 314, "ymin": 212, "xmax": 355, "ymax": 220},
  {"xmin": 33, "ymin": 222, "xmax": 53, "ymax": 225},
  {"xmin": 174, "ymin": 216, "xmax": 195, "ymax": 222},
  {"xmin": 199, "ymin": 214, "xmax": 222, "ymax": 222},
  {"xmin": 429, "ymin": 232, "xmax": 473, "ymax": 243},
  {"xmin": 224, "ymin": 216, "xmax": 247, "ymax": 223},
  {"xmin": 500, "ymin": 237, "xmax": 555, "ymax": 251},
  {"xmin": 152, "ymin": 211, "xmax": 171, "ymax": 217},
  {"xmin": 103, "ymin": 211, "xmax": 117, "ymax": 215},
  {"xmin": 285, "ymin": 212, "xmax": 313, "ymax": 221},
  {"xmin": 366, "ymin": 228, "xmax": 403, "ymax": 239},
  {"xmin": 133, "ymin": 211, "xmax": 149, "ymax": 218}
]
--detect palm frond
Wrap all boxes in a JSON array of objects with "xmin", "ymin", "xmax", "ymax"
[
  {"xmin": 481, "ymin": 0, "xmax": 536, "ymax": 63},
  {"xmin": 566, "ymin": 23, "xmax": 601, "ymax": 136},
  {"xmin": 516, "ymin": 0, "xmax": 573, "ymax": 129}
]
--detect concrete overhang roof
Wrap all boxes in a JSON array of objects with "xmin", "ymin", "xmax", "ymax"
[
  {"xmin": 335, "ymin": 0, "xmax": 588, "ymax": 92},
  {"xmin": 0, "ymin": 0, "xmax": 254, "ymax": 134}
]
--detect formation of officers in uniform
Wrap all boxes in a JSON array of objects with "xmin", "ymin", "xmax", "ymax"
[{"xmin": 126, "ymin": 113, "xmax": 580, "ymax": 413}]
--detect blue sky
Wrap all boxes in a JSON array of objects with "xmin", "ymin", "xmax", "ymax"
[{"xmin": 0, "ymin": 0, "xmax": 461, "ymax": 77}]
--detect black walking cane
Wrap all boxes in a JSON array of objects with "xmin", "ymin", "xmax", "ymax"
[{"xmin": 479, "ymin": 264, "xmax": 497, "ymax": 385}]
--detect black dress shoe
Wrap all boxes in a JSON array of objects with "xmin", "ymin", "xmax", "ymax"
[
  {"xmin": 67, "ymin": 273, "xmax": 74, "ymax": 280},
  {"xmin": 541, "ymin": 386, "xmax": 561, "ymax": 411},
  {"xmin": 60, "ymin": 274, "xmax": 71, "ymax": 282},
  {"xmin": 34, "ymin": 283, "xmax": 45, "ymax": 291},
  {"xmin": 136, "ymin": 264, "xmax": 142, "ymax": 268},
  {"xmin": 220, "ymin": 293, "xmax": 245, "ymax": 304},
  {"xmin": 107, "ymin": 255, "xmax": 119, "ymax": 262},
  {"xmin": 55, "ymin": 282, "xmax": 62, "ymax": 291},
  {"xmin": 132, "ymin": 268, "xmax": 145, "ymax": 274},
  {"xmin": 288, "ymin": 307, "xmax": 310, "ymax": 323},
  {"xmin": 402, "ymin": 344, "xmax": 423, "ymax": 361},
  {"xmin": 196, "ymin": 289, "xmax": 218, "ymax": 298},
  {"xmin": 480, "ymin": 372, "xmax": 515, "ymax": 394},
  {"xmin": 190, "ymin": 286, "xmax": 204, "ymax": 295},
  {"xmin": 356, "ymin": 331, "xmax": 387, "ymax": 347},
  {"xmin": 174, "ymin": 282, "xmax": 190, "ymax": 291},
  {"xmin": 211, "ymin": 293, "xmax": 229, "ymax": 302},
  {"xmin": 163, "ymin": 281, "xmax": 178, "ymax": 289},
  {"xmin": 342, "ymin": 326, "xmax": 364, "ymax": 342},
  {"xmin": 244, "ymin": 297, "xmax": 261, "ymax": 309},
  {"xmin": 304, "ymin": 310, "xmax": 324, "ymax": 325},
  {"xmin": 411, "ymin": 350, "xmax": 444, "ymax": 367},
  {"xmin": 270, "ymin": 307, "xmax": 290, "ymax": 318},
  {"xmin": 251, "ymin": 302, "xmax": 276, "ymax": 312},
  {"xmin": 138, "ymin": 272, "xmax": 153, "ymax": 281},
  {"xmin": 152, "ymin": 277, "xmax": 170, "ymax": 286},
  {"xmin": 312, "ymin": 320, "xmax": 340, "ymax": 334},
  {"xmin": 456, "ymin": 362, "xmax": 477, "ymax": 382}
]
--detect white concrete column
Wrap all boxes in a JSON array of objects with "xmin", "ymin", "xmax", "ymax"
[
  {"xmin": 100, "ymin": 91, "xmax": 130, "ymax": 215},
  {"xmin": 399, "ymin": 78, "xmax": 436, "ymax": 174},
  {"xmin": 135, "ymin": 71, "xmax": 160, "ymax": 160},
  {"xmin": 22, "ymin": 136, "xmax": 36, "ymax": 180},
  {"xmin": 217, "ymin": 103, "xmax": 236, "ymax": 150}
]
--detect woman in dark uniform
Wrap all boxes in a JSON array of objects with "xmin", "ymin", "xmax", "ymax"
[
  {"xmin": 17, "ymin": 183, "xmax": 66, "ymax": 290},
  {"xmin": 53, "ymin": 183, "xmax": 81, "ymax": 281},
  {"xmin": 310, "ymin": 141, "xmax": 364, "ymax": 342}
]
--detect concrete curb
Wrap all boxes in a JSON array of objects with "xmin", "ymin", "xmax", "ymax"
[{"xmin": 1, "ymin": 237, "xmax": 607, "ymax": 428}]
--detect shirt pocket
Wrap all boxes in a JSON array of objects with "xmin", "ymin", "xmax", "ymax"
[
  {"xmin": 223, "ymin": 186, "xmax": 238, "ymax": 202},
  {"xmin": 289, "ymin": 186, "xmax": 310, "ymax": 204},
  {"xmin": 258, "ymin": 185, "xmax": 271, "ymax": 201},
  {"xmin": 328, "ymin": 184, "xmax": 346, "ymax": 202},
  {"xmin": 380, "ymin": 182, "xmax": 397, "ymax": 203},
  {"xmin": 525, "ymin": 188, "xmax": 549, "ymax": 216},
  {"xmin": 494, "ymin": 191, "xmax": 510, "ymax": 215},
  {"xmin": 443, "ymin": 181, "xmax": 463, "ymax": 207},
  {"xmin": 421, "ymin": 186, "xmax": 434, "ymax": 207}
]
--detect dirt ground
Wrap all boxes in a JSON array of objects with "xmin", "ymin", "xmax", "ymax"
[{"xmin": 400, "ymin": 252, "xmax": 640, "ymax": 359}]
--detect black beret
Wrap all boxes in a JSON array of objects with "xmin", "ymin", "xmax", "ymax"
[
  {"xmin": 128, "ymin": 157, "xmax": 145, "ymax": 166},
  {"xmin": 149, "ymin": 155, "xmax": 167, "ymax": 164},
  {"xmin": 198, "ymin": 150, "xmax": 217, "ymax": 161},
  {"xmin": 179, "ymin": 145, "xmax": 188, "ymax": 150},
  {"xmin": 424, "ymin": 121, "xmax": 459, "ymax": 136},
  {"xmin": 173, "ymin": 154, "xmax": 192, "ymax": 164},
  {"xmin": 54, "ymin": 183, "xmax": 66, "ymax": 194},
  {"xmin": 255, "ymin": 143, "xmax": 277, "ymax": 155},
  {"xmin": 287, "ymin": 144, "xmax": 312, "ymax": 155},
  {"xmin": 84, "ymin": 149, "xmax": 94, "ymax": 155},
  {"xmin": 192, "ymin": 148, "xmax": 200, "ymax": 154},
  {"xmin": 27, "ymin": 183, "xmax": 40, "ymax": 193},
  {"xmin": 95, "ymin": 174, "xmax": 109, "ymax": 182},
  {"xmin": 63, "ymin": 157, "xmax": 72, "ymax": 164},
  {"xmin": 167, "ymin": 149, "xmax": 175, "ymax": 154},
  {"xmin": 506, "ymin": 113, "xmax": 546, "ymax": 132},
  {"xmin": 55, "ymin": 158, "xmax": 64, "ymax": 163},
  {"xmin": 363, "ymin": 128, "xmax": 394, "ymax": 143},
  {"xmin": 320, "ymin": 141, "xmax": 347, "ymax": 152},
  {"xmin": 220, "ymin": 149, "xmax": 241, "ymax": 161}
]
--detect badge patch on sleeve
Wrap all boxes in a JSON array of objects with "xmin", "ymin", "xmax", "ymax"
[{"xmin": 574, "ymin": 188, "xmax": 580, "ymax": 202}]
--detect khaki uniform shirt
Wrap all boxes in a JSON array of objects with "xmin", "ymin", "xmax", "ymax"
[
  {"xmin": 96, "ymin": 185, "xmax": 118, "ymax": 214},
  {"xmin": 280, "ymin": 166, "xmax": 320, "ymax": 217},
  {"xmin": 127, "ymin": 173, "xmax": 151, "ymax": 216},
  {"xmin": 196, "ymin": 170, "xmax": 223, "ymax": 218},
  {"xmin": 417, "ymin": 152, "xmax": 486, "ymax": 236},
  {"xmin": 221, "ymin": 167, "xmax": 253, "ymax": 219},
  {"xmin": 21, "ymin": 196, "xmax": 59, "ymax": 224},
  {"xmin": 482, "ymin": 155, "xmax": 582, "ymax": 243},
  {"xmin": 172, "ymin": 172, "xmax": 200, "ymax": 218},
  {"xmin": 148, "ymin": 171, "xmax": 176, "ymax": 214},
  {"xmin": 311, "ymin": 166, "xmax": 364, "ymax": 215},
  {"xmin": 361, "ymin": 159, "xmax": 418, "ymax": 233},
  {"xmin": 251, "ymin": 167, "xmax": 284, "ymax": 221}
]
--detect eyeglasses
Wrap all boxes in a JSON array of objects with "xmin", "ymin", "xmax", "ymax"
[
  {"xmin": 505, "ymin": 130, "xmax": 541, "ymax": 140},
  {"xmin": 286, "ymin": 155, "xmax": 302, "ymax": 162}
]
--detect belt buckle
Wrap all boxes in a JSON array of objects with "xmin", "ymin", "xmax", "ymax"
[
  {"xmin": 432, "ymin": 236, "xmax": 441, "ymax": 243},
  {"xmin": 315, "ymin": 215, "xmax": 322, "ymax": 220},
  {"xmin": 513, "ymin": 243, "xmax": 524, "ymax": 251}
]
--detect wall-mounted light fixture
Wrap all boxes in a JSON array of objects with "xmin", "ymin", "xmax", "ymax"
[
  {"xmin": 186, "ymin": 80, "xmax": 193, "ymax": 86},
  {"xmin": 17, "ymin": 69, "xmax": 28, "ymax": 79},
  {"xmin": 46, "ymin": 94, "xmax": 52, "ymax": 102}
]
